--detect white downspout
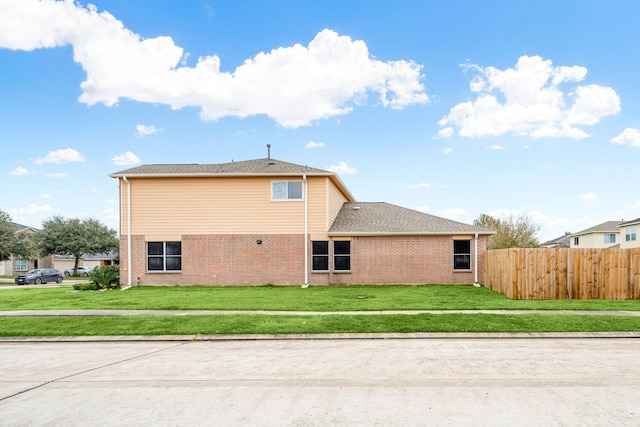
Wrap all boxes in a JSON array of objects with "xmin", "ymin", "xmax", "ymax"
[
  {"xmin": 121, "ymin": 176, "xmax": 133, "ymax": 290},
  {"xmin": 301, "ymin": 174, "xmax": 309, "ymax": 288},
  {"xmin": 473, "ymin": 233, "xmax": 480, "ymax": 287}
]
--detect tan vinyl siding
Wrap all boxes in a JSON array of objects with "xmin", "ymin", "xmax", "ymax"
[
  {"xmin": 306, "ymin": 177, "xmax": 328, "ymax": 235},
  {"xmin": 124, "ymin": 176, "xmax": 335, "ymax": 236},
  {"xmin": 327, "ymin": 178, "xmax": 349, "ymax": 228}
]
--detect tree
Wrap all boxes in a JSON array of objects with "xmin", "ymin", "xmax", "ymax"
[
  {"xmin": 0, "ymin": 210, "xmax": 16, "ymax": 261},
  {"xmin": 474, "ymin": 213, "xmax": 540, "ymax": 249},
  {"xmin": 35, "ymin": 216, "xmax": 119, "ymax": 275}
]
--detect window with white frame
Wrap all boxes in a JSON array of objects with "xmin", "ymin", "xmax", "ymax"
[
  {"xmin": 272, "ymin": 181, "xmax": 303, "ymax": 200},
  {"xmin": 333, "ymin": 241, "xmax": 351, "ymax": 271},
  {"xmin": 627, "ymin": 227, "xmax": 637, "ymax": 242},
  {"xmin": 147, "ymin": 242, "xmax": 182, "ymax": 271},
  {"xmin": 14, "ymin": 259, "xmax": 27, "ymax": 271},
  {"xmin": 574, "ymin": 237, "xmax": 579, "ymax": 246},
  {"xmin": 311, "ymin": 240, "xmax": 351, "ymax": 272},
  {"xmin": 453, "ymin": 240, "xmax": 471, "ymax": 270},
  {"xmin": 604, "ymin": 233, "xmax": 616, "ymax": 244},
  {"xmin": 312, "ymin": 241, "xmax": 329, "ymax": 271}
]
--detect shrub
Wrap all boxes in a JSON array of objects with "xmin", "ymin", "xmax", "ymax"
[
  {"xmin": 72, "ymin": 282, "xmax": 101, "ymax": 291},
  {"xmin": 88, "ymin": 265, "xmax": 120, "ymax": 290}
]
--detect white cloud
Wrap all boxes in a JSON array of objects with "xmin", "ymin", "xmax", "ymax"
[
  {"xmin": 436, "ymin": 127, "xmax": 454, "ymax": 139},
  {"xmin": 438, "ymin": 55, "xmax": 621, "ymax": 139},
  {"xmin": 306, "ymin": 141, "xmax": 325, "ymax": 149},
  {"xmin": 39, "ymin": 194, "xmax": 51, "ymax": 199},
  {"xmin": 416, "ymin": 205, "xmax": 431, "ymax": 212},
  {"xmin": 442, "ymin": 148, "xmax": 452, "ymax": 154},
  {"xmin": 0, "ymin": 2, "xmax": 428, "ymax": 128},
  {"xmin": 9, "ymin": 204, "xmax": 53, "ymax": 217},
  {"xmin": 408, "ymin": 183, "xmax": 431, "ymax": 189},
  {"xmin": 326, "ymin": 161, "xmax": 357, "ymax": 175},
  {"xmin": 105, "ymin": 199, "xmax": 118, "ymax": 205},
  {"xmin": 436, "ymin": 208, "xmax": 467, "ymax": 220},
  {"xmin": 10, "ymin": 166, "xmax": 30, "ymax": 175},
  {"xmin": 611, "ymin": 128, "xmax": 640, "ymax": 147},
  {"xmin": 46, "ymin": 172, "xmax": 68, "ymax": 178},
  {"xmin": 632, "ymin": 200, "xmax": 640, "ymax": 209},
  {"xmin": 578, "ymin": 192, "xmax": 596, "ymax": 202},
  {"xmin": 112, "ymin": 151, "xmax": 140, "ymax": 166},
  {"xmin": 36, "ymin": 148, "xmax": 85, "ymax": 164},
  {"xmin": 487, "ymin": 144, "xmax": 505, "ymax": 150},
  {"xmin": 135, "ymin": 124, "xmax": 162, "ymax": 138}
]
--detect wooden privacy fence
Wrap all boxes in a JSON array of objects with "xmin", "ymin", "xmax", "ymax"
[{"xmin": 484, "ymin": 248, "xmax": 640, "ymax": 300}]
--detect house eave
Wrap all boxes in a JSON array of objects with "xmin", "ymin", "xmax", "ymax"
[{"xmin": 327, "ymin": 231, "xmax": 496, "ymax": 237}]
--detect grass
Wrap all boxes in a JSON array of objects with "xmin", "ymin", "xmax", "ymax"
[
  {"xmin": 1, "ymin": 284, "xmax": 640, "ymax": 311},
  {"xmin": 1, "ymin": 313, "xmax": 640, "ymax": 336},
  {"xmin": 1, "ymin": 284, "xmax": 640, "ymax": 336}
]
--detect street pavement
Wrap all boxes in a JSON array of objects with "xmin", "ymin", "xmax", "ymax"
[{"xmin": 1, "ymin": 337, "xmax": 639, "ymax": 426}]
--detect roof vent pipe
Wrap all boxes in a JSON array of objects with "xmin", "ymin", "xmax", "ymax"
[{"xmin": 267, "ymin": 144, "xmax": 271, "ymax": 159}]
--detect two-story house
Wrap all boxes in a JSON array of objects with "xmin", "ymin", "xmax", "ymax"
[
  {"xmin": 569, "ymin": 220, "xmax": 622, "ymax": 249},
  {"xmin": 110, "ymin": 157, "xmax": 493, "ymax": 287},
  {"xmin": 0, "ymin": 223, "xmax": 53, "ymax": 275},
  {"xmin": 619, "ymin": 218, "xmax": 640, "ymax": 249}
]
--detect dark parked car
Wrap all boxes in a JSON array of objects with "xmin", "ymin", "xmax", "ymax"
[
  {"xmin": 64, "ymin": 266, "xmax": 95, "ymax": 277},
  {"xmin": 15, "ymin": 269, "xmax": 64, "ymax": 285}
]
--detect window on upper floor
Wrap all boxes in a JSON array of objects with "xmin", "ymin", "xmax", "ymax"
[
  {"xmin": 272, "ymin": 181, "xmax": 303, "ymax": 200},
  {"xmin": 604, "ymin": 233, "xmax": 616, "ymax": 244},
  {"xmin": 453, "ymin": 240, "xmax": 471, "ymax": 270},
  {"xmin": 574, "ymin": 237, "xmax": 579, "ymax": 246},
  {"xmin": 147, "ymin": 242, "xmax": 182, "ymax": 272},
  {"xmin": 627, "ymin": 227, "xmax": 637, "ymax": 242}
]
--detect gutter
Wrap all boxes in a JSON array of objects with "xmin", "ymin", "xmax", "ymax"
[
  {"xmin": 473, "ymin": 233, "xmax": 480, "ymax": 287},
  {"xmin": 302, "ymin": 174, "xmax": 309, "ymax": 288},
  {"xmin": 121, "ymin": 176, "xmax": 132, "ymax": 290}
]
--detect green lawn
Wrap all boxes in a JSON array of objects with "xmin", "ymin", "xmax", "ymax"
[
  {"xmin": 2, "ymin": 285, "xmax": 640, "ymax": 336},
  {"xmin": 1, "ymin": 284, "xmax": 640, "ymax": 311},
  {"xmin": 1, "ymin": 313, "xmax": 640, "ymax": 336}
]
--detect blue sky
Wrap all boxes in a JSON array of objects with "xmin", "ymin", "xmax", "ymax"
[{"xmin": 1, "ymin": 0, "xmax": 639, "ymax": 242}]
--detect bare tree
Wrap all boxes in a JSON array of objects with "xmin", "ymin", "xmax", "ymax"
[{"xmin": 474, "ymin": 213, "xmax": 540, "ymax": 249}]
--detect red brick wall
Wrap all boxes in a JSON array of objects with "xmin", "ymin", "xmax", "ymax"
[{"xmin": 119, "ymin": 234, "xmax": 487, "ymax": 286}]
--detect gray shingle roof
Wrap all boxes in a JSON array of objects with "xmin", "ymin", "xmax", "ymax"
[
  {"xmin": 571, "ymin": 220, "xmax": 623, "ymax": 236},
  {"xmin": 110, "ymin": 158, "xmax": 331, "ymax": 177},
  {"xmin": 540, "ymin": 234, "xmax": 571, "ymax": 248},
  {"xmin": 328, "ymin": 202, "xmax": 494, "ymax": 235},
  {"xmin": 620, "ymin": 217, "xmax": 640, "ymax": 227}
]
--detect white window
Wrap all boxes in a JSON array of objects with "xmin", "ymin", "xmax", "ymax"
[
  {"xmin": 573, "ymin": 237, "xmax": 579, "ymax": 246},
  {"xmin": 333, "ymin": 241, "xmax": 351, "ymax": 271},
  {"xmin": 312, "ymin": 241, "xmax": 329, "ymax": 271},
  {"xmin": 14, "ymin": 259, "xmax": 27, "ymax": 271},
  {"xmin": 272, "ymin": 181, "xmax": 303, "ymax": 200},
  {"xmin": 604, "ymin": 233, "xmax": 616, "ymax": 244},
  {"xmin": 311, "ymin": 240, "xmax": 351, "ymax": 272},
  {"xmin": 147, "ymin": 242, "xmax": 182, "ymax": 271},
  {"xmin": 627, "ymin": 227, "xmax": 637, "ymax": 242},
  {"xmin": 453, "ymin": 240, "xmax": 471, "ymax": 270}
]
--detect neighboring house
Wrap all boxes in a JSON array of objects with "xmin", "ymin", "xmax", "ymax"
[
  {"xmin": 110, "ymin": 157, "xmax": 494, "ymax": 287},
  {"xmin": 53, "ymin": 251, "xmax": 119, "ymax": 272},
  {"xmin": 539, "ymin": 234, "xmax": 570, "ymax": 248},
  {"xmin": 569, "ymin": 221, "xmax": 622, "ymax": 249},
  {"xmin": 0, "ymin": 223, "xmax": 53, "ymax": 276},
  {"xmin": 619, "ymin": 218, "xmax": 640, "ymax": 249}
]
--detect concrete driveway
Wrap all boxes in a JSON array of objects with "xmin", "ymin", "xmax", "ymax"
[{"xmin": 1, "ymin": 337, "xmax": 639, "ymax": 426}]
